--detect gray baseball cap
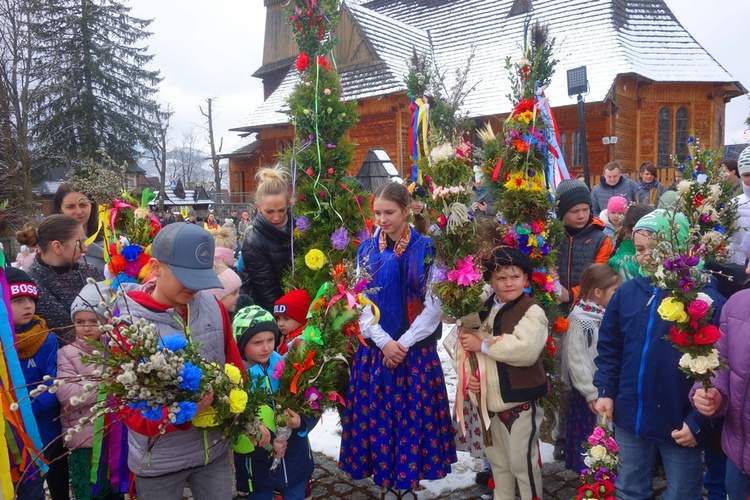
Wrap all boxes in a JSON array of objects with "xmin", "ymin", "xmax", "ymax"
[{"xmin": 151, "ymin": 222, "xmax": 223, "ymax": 290}]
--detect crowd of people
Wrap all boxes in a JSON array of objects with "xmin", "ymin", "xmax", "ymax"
[{"xmin": 5, "ymin": 148, "xmax": 750, "ymax": 500}]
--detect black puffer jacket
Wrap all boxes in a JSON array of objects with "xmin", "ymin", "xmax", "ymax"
[{"xmin": 241, "ymin": 212, "xmax": 293, "ymax": 313}]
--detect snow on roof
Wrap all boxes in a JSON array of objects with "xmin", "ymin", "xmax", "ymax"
[{"xmin": 232, "ymin": 0, "xmax": 743, "ymax": 131}]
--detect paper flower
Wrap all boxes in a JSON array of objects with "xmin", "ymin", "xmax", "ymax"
[
  {"xmin": 295, "ymin": 52, "xmax": 310, "ymax": 72},
  {"xmin": 121, "ymin": 244, "xmax": 143, "ymax": 262},
  {"xmin": 331, "ymin": 227, "xmax": 350, "ymax": 250},
  {"xmin": 178, "ymin": 362, "xmax": 203, "ymax": 391},
  {"xmin": 159, "ymin": 334, "xmax": 188, "ymax": 352},
  {"xmin": 305, "ymin": 249, "xmax": 326, "ymax": 270},
  {"xmin": 447, "ymin": 256, "xmax": 482, "ymax": 287},
  {"xmin": 304, "ymin": 386, "xmax": 323, "ymax": 410},
  {"xmin": 296, "ymin": 216, "xmax": 311, "ymax": 233},
  {"xmin": 224, "ymin": 364, "xmax": 242, "ymax": 385},
  {"xmin": 657, "ymin": 297, "xmax": 689, "ymax": 324},
  {"xmin": 229, "ymin": 388, "xmax": 248, "ymax": 414},
  {"xmin": 192, "ymin": 406, "xmax": 219, "ymax": 428},
  {"xmin": 174, "ymin": 401, "xmax": 198, "ymax": 425}
]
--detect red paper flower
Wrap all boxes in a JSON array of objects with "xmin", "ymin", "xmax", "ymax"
[
  {"xmin": 692, "ymin": 194, "xmax": 705, "ymax": 207},
  {"xmin": 693, "ymin": 324, "xmax": 721, "ymax": 345},
  {"xmin": 553, "ymin": 317, "xmax": 569, "ymax": 333},
  {"xmin": 316, "ymin": 55, "xmax": 332, "ymax": 71},
  {"xmin": 343, "ymin": 322, "xmax": 360, "ymax": 337},
  {"xmin": 295, "ymin": 52, "xmax": 310, "ymax": 72},
  {"xmin": 108, "ymin": 254, "xmax": 127, "ymax": 275},
  {"xmin": 513, "ymin": 98, "xmax": 535, "ymax": 115},
  {"xmin": 669, "ymin": 326, "xmax": 691, "ymax": 346},
  {"xmin": 513, "ymin": 139, "xmax": 529, "ymax": 154}
]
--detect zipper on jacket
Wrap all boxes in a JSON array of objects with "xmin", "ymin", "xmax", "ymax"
[
  {"xmin": 636, "ymin": 286, "xmax": 659, "ymax": 437},
  {"xmin": 566, "ymin": 235, "xmax": 573, "ymax": 312},
  {"xmin": 740, "ymin": 366, "xmax": 750, "ymax": 473}
]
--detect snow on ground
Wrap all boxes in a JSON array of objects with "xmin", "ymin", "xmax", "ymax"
[{"xmin": 308, "ymin": 324, "xmax": 555, "ymax": 498}]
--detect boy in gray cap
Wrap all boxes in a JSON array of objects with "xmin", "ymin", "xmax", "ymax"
[{"xmin": 115, "ymin": 222, "xmax": 246, "ymax": 499}]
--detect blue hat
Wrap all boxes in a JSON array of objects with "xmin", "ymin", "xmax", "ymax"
[{"xmin": 151, "ymin": 223, "xmax": 222, "ymax": 290}]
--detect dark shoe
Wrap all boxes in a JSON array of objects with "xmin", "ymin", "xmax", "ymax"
[
  {"xmin": 553, "ymin": 441, "xmax": 566, "ymax": 461},
  {"xmin": 475, "ymin": 469, "xmax": 492, "ymax": 485}
]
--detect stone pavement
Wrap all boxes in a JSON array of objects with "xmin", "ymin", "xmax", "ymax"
[{"xmin": 301, "ymin": 451, "xmax": 668, "ymax": 500}]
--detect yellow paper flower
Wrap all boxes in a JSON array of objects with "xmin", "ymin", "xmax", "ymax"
[
  {"xmin": 229, "ymin": 388, "xmax": 248, "ymax": 414},
  {"xmin": 657, "ymin": 297, "xmax": 689, "ymax": 324},
  {"xmin": 137, "ymin": 263, "xmax": 151, "ymax": 281},
  {"xmin": 192, "ymin": 406, "xmax": 219, "ymax": 428},
  {"xmin": 305, "ymin": 249, "xmax": 326, "ymax": 270},
  {"xmin": 224, "ymin": 364, "xmax": 242, "ymax": 385}
]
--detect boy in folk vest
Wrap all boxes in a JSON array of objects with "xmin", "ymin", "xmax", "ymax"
[{"xmin": 457, "ymin": 247, "xmax": 548, "ymax": 500}]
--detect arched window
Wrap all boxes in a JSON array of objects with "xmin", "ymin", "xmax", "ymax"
[
  {"xmin": 675, "ymin": 107, "xmax": 690, "ymax": 163},
  {"xmin": 657, "ymin": 107, "xmax": 672, "ymax": 167},
  {"xmin": 279, "ymin": 140, "xmax": 286, "ymax": 154},
  {"xmin": 559, "ymin": 132, "xmax": 567, "ymax": 165}
]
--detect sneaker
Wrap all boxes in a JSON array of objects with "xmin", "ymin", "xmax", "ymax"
[
  {"xmin": 475, "ymin": 469, "xmax": 492, "ymax": 485},
  {"xmin": 553, "ymin": 441, "xmax": 566, "ymax": 461}
]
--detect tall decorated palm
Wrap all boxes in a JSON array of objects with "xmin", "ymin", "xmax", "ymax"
[
  {"xmin": 479, "ymin": 22, "xmax": 567, "ymax": 412},
  {"xmin": 274, "ymin": 0, "xmax": 373, "ymax": 418}
]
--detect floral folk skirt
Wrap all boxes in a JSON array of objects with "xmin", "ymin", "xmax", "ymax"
[{"xmin": 338, "ymin": 344, "xmax": 457, "ymax": 490}]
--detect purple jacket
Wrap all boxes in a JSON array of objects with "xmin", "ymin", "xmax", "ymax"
[{"xmin": 693, "ymin": 288, "xmax": 750, "ymax": 474}]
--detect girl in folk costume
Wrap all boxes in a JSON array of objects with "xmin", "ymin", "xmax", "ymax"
[
  {"xmin": 561, "ymin": 264, "xmax": 622, "ymax": 473},
  {"xmin": 339, "ymin": 182, "xmax": 456, "ymax": 500},
  {"xmin": 457, "ymin": 247, "xmax": 548, "ymax": 500}
]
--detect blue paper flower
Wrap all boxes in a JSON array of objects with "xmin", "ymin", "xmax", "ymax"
[
  {"xmin": 128, "ymin": 401, "xmax": 147, "ymax": 411},
  {"xmin": 173, "ymin": 401, "xmax": 198, "ymax": 425},
  {"xmin": 179, "ymin": 362, "xmax": 203, "ymax": 392},
  {"xmin": 111, "ymin": 272, "xmax": 137, "ymax": 291},
  {"xmin": 159, "ymin": 334, "xmax": 188, "ymax": 352},
  {"xmin": 141, "ymin": 404, "xmax": 163, "ymax": 421},
  {"xmin": 121, "ymin": 244, "xmax": 144, "ymax": 262},
  {"xmin": 331, "ymin": 227, "xmax": 350, "ymax": 250}
]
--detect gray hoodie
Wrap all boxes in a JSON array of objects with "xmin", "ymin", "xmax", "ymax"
[{"xmin": 116, "ymin": 282, "xmax": 229, "ymax": 477}]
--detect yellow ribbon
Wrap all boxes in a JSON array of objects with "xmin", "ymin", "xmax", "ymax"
[{"xmin": 0, "ymin": 393, "xmax": 14, "ymax": 499}]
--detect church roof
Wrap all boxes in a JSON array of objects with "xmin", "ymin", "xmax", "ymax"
[{"xmin": 232, "ymin": 0, "xmax": 744, "ymax": 132}]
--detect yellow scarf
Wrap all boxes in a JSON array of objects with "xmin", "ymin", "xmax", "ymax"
[{"xmin": 15, "ymin": 317, "xmax": 50, "ymax": 360}]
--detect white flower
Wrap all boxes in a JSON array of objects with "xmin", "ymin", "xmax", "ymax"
[
  {"xmin": 677, "ymin": 180, "xmax": 694, "ymax": 195},
  {"xmin": 706, "ymin": 349, "xmax": 721, "ymax": 369},
  {"xmin": 583, "ymin": 455, "xmax": 595, "ymax": 467},
  {"xmin": 696, "ymin": 173, "xmax": 708, "ymax": 185},
  {"xmin": 689, "ymin": 355, "xmax": 711, "ymax": 375},
  {"xmin": 430, "ymin": 143, "xmax": 454, "ymax": 163},
  {"xmin": 696, "ymin": 293, "xmax": 714, "ymax": 308},
  {"xmin": 589, "ymin": 444, "xmax": 607, "ymax": 461},
  {"xmin": 679, "ymin": 353, "xmax": 692, "ymax": 369}
]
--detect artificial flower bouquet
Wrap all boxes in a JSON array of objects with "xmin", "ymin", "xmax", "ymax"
[
  {"xmin": 57, "ymin": 295, "xmax": 265, "ymax": 448},
  {"xmin": 104, "ymin": 189, "xmax": 162, "ymax": 290},
  {"xmin": 577, "ymin": 422, "xmax": 620, "ymax": 499},
  {"xmin": 274, "ymin": 262, "xmax": 371, "ymax": 417},
  {"xmin": 671, "ymin": 135, "xmax": 737, "ymax": 263}
]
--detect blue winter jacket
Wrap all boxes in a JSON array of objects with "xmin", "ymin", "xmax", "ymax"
[
  {"xmin": 241, "ymin": 352, "xmax": 318, "ymax": 491},
  {"xmin": 18, "ymin": 320, "xmax": 61, "ymax": 447},
  {"xmin": 594, "ymin": 275, "xmax": 725, "ymax": 445}
]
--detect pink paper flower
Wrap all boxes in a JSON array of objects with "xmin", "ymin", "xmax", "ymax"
[
  {"xmin": 447, "ymin": 256, "xmax": 482, "ymax": 287},
  {"xmin": 686, "ymin": 299, "xmax": 709, "ymax": 321},
  {"xmin": 605, "ymin": 437, "xmax": 619, "ymax": 453},
  {"xmin": 588, "ymin": 426, "xmax": 606, "ymax": 446},
  {"xmin": 272, "ymin": 359, "xmax": 286, "ymax": 380},
  {"xmin": 304, "ymin": 386, "xmax": 322, "ymax": 410}
]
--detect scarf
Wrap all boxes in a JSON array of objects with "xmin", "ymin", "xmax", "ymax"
[{"xmin": 15, "ymin": 316, "xmax": 50, "ymax": 360}]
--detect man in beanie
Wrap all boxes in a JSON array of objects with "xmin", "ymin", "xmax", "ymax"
[
  {"xmin": 274, "ymin": 288, "xmax": 311, "ymax": 355},
  {"xmin": 552, "ymin": 179, "xmax": 612, "ymax": 461},
  {"xmin": 6, "ymin": 267, "xmax": 67, "ymax": 499},
  {"xmin": 232, "ymin": 305, "xmax": 317, "ymax": 499},
  {"xmin": 590, "ymin": 161, "xmax": 639, "ymax": 214},
  {"xmin": 114, "ymin": 222, "xmax": 244, "ymax": 499},
  {"xmin": 728, "ymin": 146, "xmax": 750, "ymax": 265}
]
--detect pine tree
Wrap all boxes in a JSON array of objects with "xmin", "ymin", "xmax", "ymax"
[{"xmin": 32, "ymin": 0, "xmax": 161, "ymax": 169}]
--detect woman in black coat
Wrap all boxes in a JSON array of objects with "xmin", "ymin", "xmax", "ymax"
[{"xmin": 241, "ymin": 166, "xmax": 293, "ymax": 313}]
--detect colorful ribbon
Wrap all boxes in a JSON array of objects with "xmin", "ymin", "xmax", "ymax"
[
  {"xmin": 326, "ymin": 283, "xmax": 357, "ymax": 314},
  {"xmin": 290, "ymin": 351, "xmax": 317, "ymax": 394}
]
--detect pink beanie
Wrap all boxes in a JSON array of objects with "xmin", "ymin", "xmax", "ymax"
[
  {"xmin": 607, "ymin": 196, "xmax": 628, "ymax": 213},
  {"xmin": 214, "ymin": 247, "xmax": 235, "ymax": 267},
  {"xmin": 209, "ymin": 269, "xmax": 242, "ymax": 300}
]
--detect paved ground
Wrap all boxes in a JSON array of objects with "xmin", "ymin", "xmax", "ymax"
[{"xmin": 273, "ymin": 451, "xmax": 669, "ymax": 499}]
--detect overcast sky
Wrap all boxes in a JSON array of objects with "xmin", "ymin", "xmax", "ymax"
[{"xmin": 127, "ymin": 0, "xmax": 750, "ymax": 153}]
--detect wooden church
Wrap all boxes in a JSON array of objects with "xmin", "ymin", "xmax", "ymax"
[{"xmin": 226, "ymin": 0, "xmax": 746, "ymax": 193}]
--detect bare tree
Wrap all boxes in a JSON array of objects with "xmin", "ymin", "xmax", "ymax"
[
  {"xmin": 172, "ymin": 128, "xmax": 203, "ymax": 188},
  {"xmin": 0, "ymin": 0, "xmax": 50, "ymax": 210},
  {"xmin": 200, "ymin": 97, "xmax": 223, "ymax": 201},
  {"xmin": 145, "ymin": 103, "xmax": 172, "ymax": 212}
]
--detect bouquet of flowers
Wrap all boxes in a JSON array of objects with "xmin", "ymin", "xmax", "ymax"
[
  {"xmin": 274, "ymin": 262, "xmax": 371, "ymax": 417},
  {"xmin": 53, "ymin": 292, "xmax": 265, "ymax": 448},
  {"xmin": 577, "ymin": 421, "xmax": 620, "ymax": 499},
  {"xmin": 671, "ymin": 135, "xmax": 737, "ymax": 262},
  {"xmin": 105, "ymin": 189, "xmax": 162, "ymax": 290}
]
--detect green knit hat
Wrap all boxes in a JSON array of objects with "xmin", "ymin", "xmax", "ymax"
[
  {"xmin": 233, "ymin": 305, "xmax": 280, "ymax": 359},
  {"xmin": 633, "ymin": 209, "xmax": 690, "ymax": 245}
]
